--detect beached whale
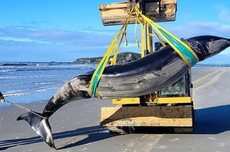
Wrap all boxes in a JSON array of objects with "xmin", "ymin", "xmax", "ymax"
[{"xmin": 17, "ymin": 35, "xmax": 230, "ymax": 149}]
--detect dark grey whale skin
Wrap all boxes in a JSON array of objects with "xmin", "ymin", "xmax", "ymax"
[
  {"xmin": 98, "ymin": 35, "xmax": 230, "ymax": 99},
  {"xmin": 17, "ymin": 35, "xmax": 230, "ymax": 148}
]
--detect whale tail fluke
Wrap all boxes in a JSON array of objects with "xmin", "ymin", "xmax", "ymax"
[{"xmin": 17, "ymin": 112, "xmax": 56, "ymax": 149}]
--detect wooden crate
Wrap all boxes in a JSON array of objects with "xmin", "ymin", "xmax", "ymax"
[
  {"xmin": 101, "ymin": 105, "xmax": 193, "ymax": 127},
  {"xmin": 99, "ymin": 0, "xmax": 177, "ymax": 26}
]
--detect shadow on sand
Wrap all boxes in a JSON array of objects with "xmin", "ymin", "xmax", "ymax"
[
  {"xmin": 1, "ymin": 104, "xmax": 230, "ymax": 150},
  {"xmin": 195, "ymin": 104, "xmax": 230, "ymax": 134},
  {"xmin": 0, "ymin": 125, "xmax": 116, "ymax": 150}
]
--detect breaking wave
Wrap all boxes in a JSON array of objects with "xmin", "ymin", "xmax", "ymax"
[{"xmin": 0, "ymin": 62, "xmax": 96, "ymax": 106}]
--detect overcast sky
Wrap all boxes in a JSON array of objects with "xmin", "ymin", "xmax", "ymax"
[{"xmin": 0, "ymin": 0, "xmax": 230, "ymax": 63}]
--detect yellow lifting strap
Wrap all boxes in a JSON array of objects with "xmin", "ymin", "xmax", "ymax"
[
  {"xmin": 110, "ymin": 25, "xmax": 128, "ymax": 66},
  {"xmin": 88, "ymin": 8, "xmax": 135, "ymax": 98},
  {"xmin": 89, "ymin": 7, "xmax": 200, "ymax": 98},
  {"xmin": 134, "ymin": 7, "xmax": 199, "ymax": 67}
]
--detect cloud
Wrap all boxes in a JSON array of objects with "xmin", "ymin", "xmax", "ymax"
[
  {"xmin": 23, "ymin": 21, "xmax": 41, "ymax": 26},
  {"xmin": 215, "ymin": 5, "xmax": 230, "ymax": 22},
  {"xmin": 1, "ymin": 19, "xmax": 230, "ymax": 62},
  {"xmin": 167, "ymin": 21, "xmax": 230, "ymax": 39},
  {"xmin": 0, "ymin": 26, "xmax": 116, "ymax": 47},
  {"xmin": 0, "ymin": 26, "xmax": 123, "ymax": 62},
  {"xmin": 164, "ymin": 21, "xmax": 230, "ymax": 56},
  {"xmin": 0, "ymin": 24, "xmax": 141, "ymax": 52}
]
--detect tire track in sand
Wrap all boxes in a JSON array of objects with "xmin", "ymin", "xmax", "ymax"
[
  {"xmin": 193, "ymin": 69, "xmax": 225, "ymax": 104},
  {"xmin": 193, "ymin": 69, "xmax": 220, "ymax": 85},
  {"xmin": 120, "ymin": 134, "xmax": 163, "ymax": 152}
]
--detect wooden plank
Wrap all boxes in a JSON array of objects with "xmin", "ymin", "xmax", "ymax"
[
  {"xmin": 156, "ymin": 97, "xmax": 191, "ymax": 104},
  {"xmin": 99, "ymin": 2, "xmax": 127, "ymax": 10},
  {"xmin": 99, "ymin": 0, "xmax": 177, "ymax": 26},
  {"xmin": 112, "ymin": 97, "xmax": 140, "ymax": 105},
  {"xmin": 99, "ymin": 2, "xmax": 138, "ymax": 26},
  {"xmin": 100, "ymin": 106, "xmax": 193, "ymax": 127}
]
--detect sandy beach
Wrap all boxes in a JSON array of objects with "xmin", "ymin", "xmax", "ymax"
[{"xmin": 1, "ymin": 67, "xmax": 230, "ymax": 152}]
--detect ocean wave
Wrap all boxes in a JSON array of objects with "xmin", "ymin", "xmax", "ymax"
[
  {"xmin": 0, "ymin": 81, "xmax": 66, "ymax": 87},
  {"xmin": 0, "ymin": 73, "xmax": 75, "ymax": 79},
  {"xmin": 0, "ymin": 69, "xmax": 17, "ymax": 72},
  {"xmin": 1, "ymin": 63, "xmax": 29, "ymax": 66},
  {"xmin": 3, "ymin": 83, "xmax": 63, "ymax": 98},
  {"xmin": 0, "ymin": 62, "xmax": 97, "ymax": 67},
  {"xmin": 5, "ymin": 92, "xmax": 32, "ymax": 97},
  {"xmin": 0, "ymin": 62, "xmax": 97, "ymax": 104},
  {"xmin": 0, "ymin": 64, "xmax": 96, "ymax": 73}
]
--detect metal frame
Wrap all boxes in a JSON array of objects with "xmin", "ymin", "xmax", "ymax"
[{"xmin": 99, "ymin": 0, "xmax": 194, "ymax": 132}]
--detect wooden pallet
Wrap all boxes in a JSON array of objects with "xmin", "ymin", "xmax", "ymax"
[{"xmin": 101, "ymin": 105, "xmax": 193, "ymax": 127}]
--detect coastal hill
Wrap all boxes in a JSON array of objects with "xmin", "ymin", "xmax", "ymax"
[{"xmin": 74, "ymin": 52, "xmax": 141, "ymax": 64}]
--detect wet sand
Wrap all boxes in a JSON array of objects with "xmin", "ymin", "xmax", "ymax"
[{"xmin": 1, "ymin": 67, "xmax": 230, "ymax": 152}]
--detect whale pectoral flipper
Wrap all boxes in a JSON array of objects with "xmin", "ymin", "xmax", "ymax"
[{"xmin": 17, "ymin": 112, "xmax": 56, "ymax": 149}]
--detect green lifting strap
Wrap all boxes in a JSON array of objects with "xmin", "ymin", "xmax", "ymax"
[
  {"xmin": 89, "ymin": 7, "xmax": 200, "ymax": 98},
  {"xmin": 134, "ymin": 7, "xmax": 199, "ymax": 68},
  {"xmin": 88, "ymin": 8, "xmax": 135, "ymax": 98},
  {"xmin": 158, "ymin": 29, "xmax": 198, "ymax": 66},
  {"xmin": 90, "ymin": 57, "xmax": 108, "ymax": 98}
]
